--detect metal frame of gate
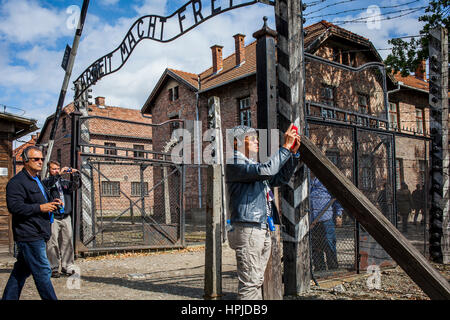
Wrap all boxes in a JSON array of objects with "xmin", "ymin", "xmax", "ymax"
[
  {"xmin": 303, "ymin": 53, "xmax": 432, "ymax": 279},
  {"xmin": 71, "ymin": 114, "xmax": 186, "ymax": 254}
]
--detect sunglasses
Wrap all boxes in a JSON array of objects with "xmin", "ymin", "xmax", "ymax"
[{"xmin": 29, "ymin": 157, "xmax": 45, "ymax": 162}]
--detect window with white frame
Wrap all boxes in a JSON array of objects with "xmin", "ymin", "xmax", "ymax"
[
  {"xmin": 416, "ymin": 108, "xmax": 425, "ymax": 134},
  {"xmin": 388, "ymin": 102, "xmax": 399, "ymax": 130},
  {"xmin": 169, "ymin": 86, "xmax": 179, "ymax": 101},
  {"xmin": 239, "ymin": 97, "xmax": 251, "ymax": 126}
]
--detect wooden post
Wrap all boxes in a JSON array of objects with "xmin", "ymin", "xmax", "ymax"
[
  {"xmin": 253, "ymin": 17, "xmax": 283, "ymax": 300},
  {"xmin": 274, "ymin": 0, "xmax": 311, "ymax": 295},
  {"xmin": 428, "ymin": 26, "xmax": 449, "ymax": 264},
  {"xmin": 204, "ymin": 164, "xmax": 222, "ymax": 299},
  {"xmin": 299, "ymin": 136, "xmax": 450, "ymax": 300}
]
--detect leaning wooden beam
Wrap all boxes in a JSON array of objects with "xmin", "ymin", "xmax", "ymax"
[{"xmin": 299, "ymin": 136, "xmax": 450, "ymax": 300}]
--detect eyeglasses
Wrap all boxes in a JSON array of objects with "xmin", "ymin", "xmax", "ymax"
[{"xmin": 29, "ymin": 157, "xmax": 45, "ymax": 162}]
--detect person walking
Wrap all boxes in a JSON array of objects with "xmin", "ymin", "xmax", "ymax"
[
  {"xmin": 411, "ymin": 184, "xmax": 425, "ymax": 225},
  {"xmin": 43, "ymin": 161, "xmax": 81, "ymax": 278},
  {"xmin": 397, "ymin": 182, "xmax": 413, "ymax": 233},
  {"xmin": 2, "ymin": 146, "xmax": 60, "ymax": 300},
  {"xmin": 309, "ymin": 177, "xmax": 343, "ymax": 271},
  {"xmin": 226, "ymin": 124, "xmax": 301, "ymax": 300}
]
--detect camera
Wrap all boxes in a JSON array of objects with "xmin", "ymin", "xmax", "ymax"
[{"xmin": 47, "ymin": 176, "xmax": 65, "ymax": 215}]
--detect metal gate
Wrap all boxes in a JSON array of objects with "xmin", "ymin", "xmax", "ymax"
[
  {"xmin": 73, "ymin": 115, "xmax": 185, "ymax": 253},
  {"xmin": 304, "ymin": 53, "xmax": 431, "ymax": 279}
]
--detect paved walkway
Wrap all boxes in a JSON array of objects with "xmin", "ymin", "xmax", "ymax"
[{"xmin": 0, "ymin": 245, "xmax": 239, "ymax": 300}]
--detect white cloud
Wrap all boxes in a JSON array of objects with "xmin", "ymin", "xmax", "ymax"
[{"xmin": 0, "ymin": 0, "xmax": 72, "ymax": 44}]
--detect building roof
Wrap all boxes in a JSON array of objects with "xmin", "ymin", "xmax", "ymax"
[
  {"xmin": 141, "ymin": 20, "xmax": 390, "ymax": 114},
  {"xmin": 0, "ymin": 111, "xmax": 38, "ymax": 139},
  {"xmin": 198, "ymin": 40, "xmax": 257, "ymax": 92},
  {"xmin": 393, "ymin": 72, "xmax": 450, "ymax": 96},
  {"xmin": 37, "ymin": 102, "xmax": 153, "ymax": 144}
]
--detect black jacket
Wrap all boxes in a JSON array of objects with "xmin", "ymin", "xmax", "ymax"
[
  {"xmin": 6, "ymin": 169, "xmax": 52, "ymax": 242},
  {"xmin": 43, "ymin": 172, "xmax": 81, "ymax": 216}
]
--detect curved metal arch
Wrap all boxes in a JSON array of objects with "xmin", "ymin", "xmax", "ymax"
[{"xmin": 74, "ymin": 0, "xmax": 274, "ymax": 99}]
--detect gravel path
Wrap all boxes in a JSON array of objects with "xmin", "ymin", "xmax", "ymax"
[{"xmin": 0, "ymin": 245, "xmax": 448, "ymax": 300}]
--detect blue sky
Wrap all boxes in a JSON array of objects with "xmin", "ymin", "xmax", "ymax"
[{"xmin": 0, "ymin": 0, "xmax": 428, "ymax": 147}]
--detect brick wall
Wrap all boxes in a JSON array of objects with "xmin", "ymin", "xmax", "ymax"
[
  {"xmin": 389, "ymin": 89, "xmax": 430, "ymax": 192},
  {"xmin": 0, "ymin": 132, "xmax": 13, "ymax": 252}
]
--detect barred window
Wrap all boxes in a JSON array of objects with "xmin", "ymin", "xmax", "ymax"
[
  {"xmin": 131, "ymin": 182, "xmax": 149, "ymax": 197},
  {"xmin": 102, "ymin": 181, "xmax": 120, "ymax": 197}
]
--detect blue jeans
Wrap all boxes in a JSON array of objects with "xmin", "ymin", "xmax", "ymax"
[
  {"xmin": 311, "ymin": 219, "xmax": 338, "ymax": 270},
  {"xmin": 2, "ymin": 240, "xmax": 57, "ymax": 300}
]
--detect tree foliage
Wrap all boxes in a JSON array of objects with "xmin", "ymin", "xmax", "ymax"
[{"xmin": 384, "ymin": 0, "xmax": 449, "ymax": 77}]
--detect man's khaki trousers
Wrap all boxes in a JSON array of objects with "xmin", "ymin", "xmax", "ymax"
[
  {"xmin": 228, "ymin": 224, "xmax": 271, "ymax": 300},
  {"xmin": 47, "ymin": 216, "xmax": 74, "ymax": 273}
]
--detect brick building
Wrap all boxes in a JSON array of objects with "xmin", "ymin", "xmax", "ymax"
[
  {"xmin": 37, "ymin": 97, "xmax": 154, "ymax": 219},
  {"xmin": 0, "ymin": 112, "xmax": 38, "ymax": 254},
  {"xmin": 390, "ymin": 65, "xmax": 432, "ymax": 193}
]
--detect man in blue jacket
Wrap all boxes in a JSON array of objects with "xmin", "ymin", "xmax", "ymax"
[
  {"xmin": 2, "ymin": 146, "xmax": 61, "ymax": 300},
  {"xmin": 226, "ymin": 124, "xmax": 300, "ymax": 300}
]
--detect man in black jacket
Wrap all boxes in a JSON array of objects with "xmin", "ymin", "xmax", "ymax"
[
  {"xmin": 2, "ymin": 146, "xmax": 61, "ymax": 300},
  {"xmin": 43, "ymin": 160, "xmax": 80, "ymax": 278}
]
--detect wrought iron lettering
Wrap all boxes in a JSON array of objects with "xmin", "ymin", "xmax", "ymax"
[
  {"xmin": 74, "ymin": 0, "xmax": 271, "ymax": 97},
  {"xmin": 178, "ymin": 5, "xmax": 187, "ymax": 33}
]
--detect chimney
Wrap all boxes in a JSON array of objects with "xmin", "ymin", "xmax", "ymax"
[
  {"xmin": 95, "ymin": 96, "xmax": 106, "ymax": 108},
  {"xmin": 415, "ymin": 60, "xmax": 427, "ymax": 81},
  {"xmin": 233, "ymin": 33, "xmax": 246, "ymax": 66},
  {"xmin": 210, "ymin": 45, "xmax": 223, "ymax": 73}
]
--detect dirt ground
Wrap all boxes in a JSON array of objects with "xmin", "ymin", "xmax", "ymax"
[{"xmin": 0, "ymin": 244, "xmax": 448, "ymax": 300}]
